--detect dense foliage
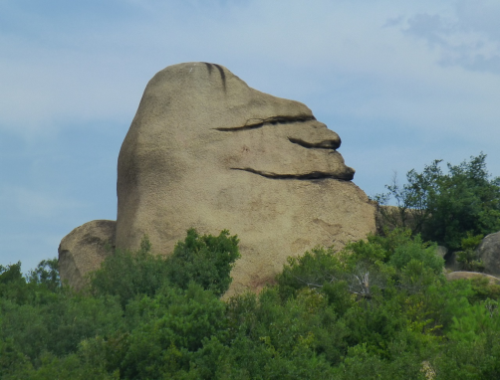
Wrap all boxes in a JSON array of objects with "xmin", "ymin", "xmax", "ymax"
[
  {"xmin": 377, "ymin": 153, "xmax": 500, "ymax": 250},
  {"xmin": 2, "ymin": 228, "xmax": 500, "ymax": 379},
  {"xmin": 90, "ymin": 228, "xmax": 240, "ymax": 306}
]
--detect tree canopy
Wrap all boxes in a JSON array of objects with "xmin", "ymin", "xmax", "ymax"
[
  {"xmin": 3, "ymin": 153, "xmax": 500, "ymax": 378},
  {"xmin": 3, "ymin": 228, "xmax": 500, "ymax": 379},
  {"xmin": 377, "ymin": 153, "xmax": 500, "ymax": 250}
]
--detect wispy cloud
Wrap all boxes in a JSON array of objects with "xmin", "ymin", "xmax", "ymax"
[
  {"xmin": 396, "ymin": 0, "xmax": 500, "ymax": 74},
  {"xmin": 2, "ymin": 0, "xmax": 500, "ymax": 269}
]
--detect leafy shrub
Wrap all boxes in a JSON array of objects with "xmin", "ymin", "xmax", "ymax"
[
  {"xmin": 276, "ymin": 247, "xmax": 344, "ymax": 300},
  {"xmin": 377, "ymin": 153, "xmax": 500, "ymax": 250},
  {"xmin": 456, "ymin": 232, "xmax": 485, "ymax": 272},
  {"xmin": 0, "ymin": 261, "xmax": 122, "ymax": 377},
  {"xmin": 116, "ymin": 283, "xmax": 227, "ymax": 379},
  {"xmin": 90, "ymin": 236, "xmax": 168, "ymax": 307},
  {"xmin": 468, "ymin": 276, "xmax": 500, "ymax": 304},
  {"xmin": 26, "ymin": 259, "xmax": 61, "ymax": 291},
  {"xmin": 90, "ymin": 228, "xmax": 241, "ymax": 306},
  {"xmin": 5, "ymin": 225, "xmax": 500, "ymax": 378},
  {"xmin": 389, "ymin": 236, "xmax": 443, "ymax": 275},
  {"xmin": 0, "ymin": 262, "xmax": 27, "ymax": 303},
  {"xmin": 4, "ymin": 351, "xmax": 119, "ymax": 380},
  {"xmin": 332, "ymin": 343, "xmax": 424, "ymax": 380},
  {"xmin": 434, "ymin": 332, "xmax": 500, "ymax": 379},
  {"xmin": 1, "ymin": 228, "xmax": 239, "ymax": 378},
  {"xmin": 166, "ymin": 228, "xmax": 240, "ymax": 297}
]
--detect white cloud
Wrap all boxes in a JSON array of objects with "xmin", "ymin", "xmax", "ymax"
[
  {"xmin": 2, "ymin": 0, "xmax": 499, "ymax": 163},
  {"xmin": 2, "ymin": 0, "xmax": 500, "ymax": 269},
  {"xmin": 0, "ymin": 0, "xmax": 448, "ymax": 136},
  {"xmin": 399, "ymin": 0, "xmax": 500, "ymax": 74}
]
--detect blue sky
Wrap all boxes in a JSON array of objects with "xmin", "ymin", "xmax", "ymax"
[{"xmin": 2, "ymin": 0, "xmax": 500, "ymax": 271}]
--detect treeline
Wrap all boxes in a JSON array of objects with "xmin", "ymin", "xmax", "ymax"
[
  {"xmin": 376, "ymin": 153, "xmax": 500, "ymax": 253},
  {"xmin": 2, "ymin": 154, "xmax": 500, "ymax": 379},
  {"xmin": 2, "ymin": 229, "xmax": 500, "ymax": 379}
]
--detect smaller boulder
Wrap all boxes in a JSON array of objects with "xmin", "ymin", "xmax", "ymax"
[
  {"xmin": 476, "ymin": 231, "xmax": 500, "ymax": 275},
  {"xmin": 446, "ymin": 271, "xmax": 500, "ymax": 285},
  {"xmin": 58, "ymin": 220, "xmax": 116, "ymax": 290}
]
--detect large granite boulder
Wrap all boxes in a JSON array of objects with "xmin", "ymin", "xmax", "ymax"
[
  {"xmin": 115, "ymin": 62, "xmax": 377, "ymax": 296},
  {"xmin": 58, "ymin": 220, "xmax": 116, "ymax": 290},
  {"xmin": 476, "ymin": 231, "xmax": 500, "ymax": 275}
]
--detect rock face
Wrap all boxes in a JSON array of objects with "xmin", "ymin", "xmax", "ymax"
[
  {"xmin": 58, "ymin": 220, "xmax": 116, "ymax": 290},
  {"xmin": 476, "ymin": 231, "xmax": 500, "ymax": 275},
  {"xmin": 115, "ymin": 62, "xmax": 376, "ymax": 296}
]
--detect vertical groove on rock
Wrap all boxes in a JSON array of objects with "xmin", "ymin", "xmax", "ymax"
[{"xmin": 203, "ymin": 62, "xmax": 227, "ymax": 92}]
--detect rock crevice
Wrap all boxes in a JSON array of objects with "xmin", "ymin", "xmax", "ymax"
[
  {"xmin": 215, "ymin": 115, "xmax": 316, "ymax": 132},
  {"xmin": 288, "ymin": 137, "xmax": 341, "ymax": 150},
  {"xmin": 230, "ymin": 167, "xmax": 353, "ymax": 181}
]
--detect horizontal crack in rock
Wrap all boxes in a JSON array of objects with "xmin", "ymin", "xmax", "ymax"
[
  {"xmin": 215, "ymin": 115, "xmax": 316, "ymax": 131},
  {"xmin": 231, "ymin": 167, "xmax": 353, "ymax": 181},
  {"xmin": 288, "ymin": 137, "xmax": 341, "ymax": 150}
]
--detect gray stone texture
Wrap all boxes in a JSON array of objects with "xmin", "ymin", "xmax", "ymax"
[
  {"xmin": 476, "ymin": 231, "xmax": 500, "ymax": 275},
  {"xmin": 115, "ymin": 62, "xmax": 377, "ymax": 296},
  {"xmin": 58, "ymin": 220, "xmax": 116, "ymax": 290}
]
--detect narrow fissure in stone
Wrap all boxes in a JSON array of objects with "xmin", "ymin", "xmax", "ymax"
[
  {"xmin": 215, "ymin": 115, "xmax": 316, "ymax": 132},
  {"xmin": 230, "ymin": 167, "xmax": 353, "ymax": 181},
  {"xmin": 287, "ymin": 137, "xmax": 340, "ymax": 150}
]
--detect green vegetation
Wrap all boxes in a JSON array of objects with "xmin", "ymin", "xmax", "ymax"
[
  {"xmin": 377, "ymin": 153, "xmax": 500, "ymax": 251},
  {"xmin": 455, "ymin": 232, "xmax": 485, "ymax": 272},
  {"xmin": 90, "ymin": 228, "xmax": 240, "ymax": 306},
  {"xmin": 2, "ymin": 227, "xmax": 500, "ymax": 379},
  {"xmin": 3, "ymin": 154, "xmax": 500, "ymax": 378}
]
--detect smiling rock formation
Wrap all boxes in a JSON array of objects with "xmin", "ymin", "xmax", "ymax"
[{"xmin": 115, "ymin": 62, "xmax": 376, "ymax": 296}]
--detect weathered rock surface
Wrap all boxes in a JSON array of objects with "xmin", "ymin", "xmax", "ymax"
[
  {"xmin": 446, "ymin": 271, "xmax": 500, "ymax": 285},
  {"xmin": 115, "ymin": 62, "xmax": 377, "ymax": 296},
  {"xmin": 58, "ymin": 220, "xmax": 116, "ymax": 290},
  {"xmin": 476, "ymin": 231, "xmax": 500, "ymax": 275}
]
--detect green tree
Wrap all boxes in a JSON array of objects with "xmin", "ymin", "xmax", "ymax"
[
  {"xmin": 89, "ymin": 236, "xmax": 168, "ymax": 308},
  {"xmin": 377, "ymin": 153, "xmax": 500, "ymax": 250},
  {"xmin": 456, "ymin": 232, "xmax": 485, "ymax": 272},
  {"xmin": 26, "ymin": 259, "xmax": 61, "ymax": 292},
  {"xmin": 90, "ymin": 229, "xmax": 240, "ymax": 306},
  {"xmin": 166, "ymin": 228, "xmax": 241, "ymax": 297},
  {"xmin": 7, "ymin": 226, "xmax": 500, "ymax": 378},
  {"xmin": 115, "ymin": 283, "xmax": 227, "ymax": 379}
]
